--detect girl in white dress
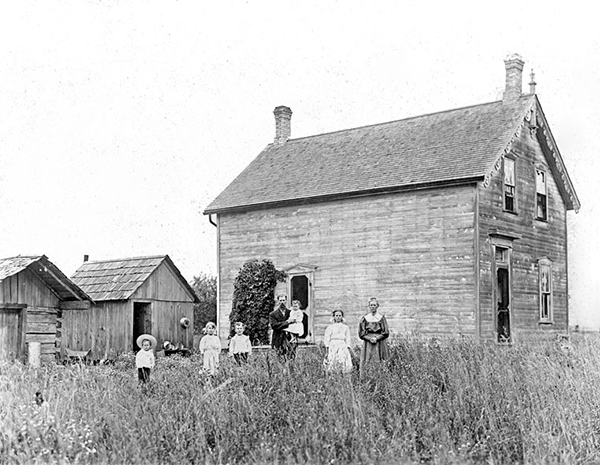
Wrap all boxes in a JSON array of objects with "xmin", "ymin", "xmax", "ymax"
[
  {"xmin": 199, "ymin": 322, "xmax": 221, "ymax": 375},
  {"xmin": 323, "ymin": 310, "xmax": 353, "ymax": 373}
]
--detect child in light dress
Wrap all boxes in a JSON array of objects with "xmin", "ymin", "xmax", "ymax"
[
  {"xmin": 323, "ymin": 310, "xmax": 353, "ymax": 373},
  {"xmin": 284, "ymin": 300, "xmax": 304, "ymax": 341},
  {"xmin": 229, "ymin": 321, "xmax": 252, "ymax": 364},
  {"xmin": 199, "ymin": 322, "xmax": 221, "ymax": 375}
]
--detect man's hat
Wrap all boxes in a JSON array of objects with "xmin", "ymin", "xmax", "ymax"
[{"xmin": 136, "ymin": 334, "xmax": 157, "ymax": 349}]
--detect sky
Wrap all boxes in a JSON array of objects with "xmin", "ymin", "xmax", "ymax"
[{"xmin": 1, "ymin": 1, "xmax": 599, "ymax": 328}]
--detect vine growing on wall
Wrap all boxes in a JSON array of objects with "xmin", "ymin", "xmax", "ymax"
[{"xmin": 229, "ymin": 259, "xmax": 286, "ymax": 344}]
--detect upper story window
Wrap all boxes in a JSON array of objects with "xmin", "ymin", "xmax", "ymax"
[
  {"xmin": 503, "ymin": 158, "xmax": 516, "ymax": 213},
  {"xmin": 538, "ymin": 258, "xmax": 553, "ymax": 323},
  {"xmin": 536, "ymin": 169, "xmax": 548, "ymax": 220}
]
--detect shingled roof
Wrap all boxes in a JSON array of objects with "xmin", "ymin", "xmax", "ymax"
[
  {"xmin": 71, "ymin": 255, "xmax": 199, "ymax": 302},
  {"xmin": 204, "ymin": 94, "xmax": 579, "ymax": 214},
  {"xmin": 0, "ymin": 255, "xmax": 91, "ymax": 302}
]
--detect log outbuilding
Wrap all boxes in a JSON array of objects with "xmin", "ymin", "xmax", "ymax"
[{"xmin": 0, "ymin": 255, "xmax": 91, "ymax": 362}]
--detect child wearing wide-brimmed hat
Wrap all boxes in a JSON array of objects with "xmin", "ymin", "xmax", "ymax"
[{"xmin": 135, "ymin": 334, "xmax": 156, "ymax": 384}]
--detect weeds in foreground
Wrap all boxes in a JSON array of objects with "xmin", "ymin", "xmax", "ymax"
[{"xmin": 2, "ymin": 336, "xmax": 600, "ymax": 464}]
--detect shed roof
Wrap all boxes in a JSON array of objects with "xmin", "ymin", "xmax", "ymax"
[
  {"xmin": 204, "ymin": 95, "xmax": 579, "ymax": 214},
  {"xmin": 71, "ymin": 255, "xmax": 199, "ymax": 303},
  {"xmin": 0, "ymin": 255, "xmax": 92, "ymax": 302}
]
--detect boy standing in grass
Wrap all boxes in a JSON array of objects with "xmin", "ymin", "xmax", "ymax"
[
  {"xmin": 229, "ymin": 321, "xmax": 252, "ymax": 364},
  {"xmin": 135, "ymin": 334, "xmax": 156, "ymax": 385}
]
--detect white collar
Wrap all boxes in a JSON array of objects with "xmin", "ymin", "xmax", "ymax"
[{"xmin": 364, "ymin": 312, "xmax": 382, "ymax": 322}]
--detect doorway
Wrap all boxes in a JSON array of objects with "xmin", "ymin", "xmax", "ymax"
[
  {"xmin": 133, "ymin": 302, "xmax": 152, "ymax": 351},
  {"xmin": 285, "ymin": 265, "xmax": 316, "ymax": 343},
  {"xmin": 496, "ymin": 267, "xmax": 510, "ymax": 342},
  {"xmin": 493, "ymin": 244, "xmax": 512, "ymax": 343},
  {"xmin": 0, "ymin": 305, "xmax": 26, "ymax": 361}
]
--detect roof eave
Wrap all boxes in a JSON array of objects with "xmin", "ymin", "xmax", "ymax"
[{"xmin": 203, "ymin": 176, "xmax": 484, "ymax": 215}]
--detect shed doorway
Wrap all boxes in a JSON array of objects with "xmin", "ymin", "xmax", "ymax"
[
  {"xmin": 133, "ymin": 302, "xmax": 152, "ymax": 351},
  {"xmin": 0, "ymin": 304, "xmax": 26, "ymax": 361}
]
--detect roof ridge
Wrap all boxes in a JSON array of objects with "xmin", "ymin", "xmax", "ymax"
[
  {"xmin": 81, "ymin": 254, "xmax": 168, "ymax": 264},
  {"xmin": 280, "ymin": 98, "xmax": 523, "ymax": 143},
  {"xmin": 0, "ymin": 254, "xmax": 43, "ymax": 260}
]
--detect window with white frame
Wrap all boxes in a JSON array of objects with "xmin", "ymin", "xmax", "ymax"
[
  {"xmin": 536, "ymin": 169, "xmax": 548, "ymax": 220},
  {"xmin": 538, "ymin": 258, "xmax": 553, "ymax": 322},
  {"xmin": 503, "ymin": 158, "xmax": 516, "ymax": 212}
]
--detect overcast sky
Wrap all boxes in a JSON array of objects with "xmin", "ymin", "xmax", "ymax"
[{"xmin": 1, "ymin": 1, "xmax": 598, "ymax": 328}]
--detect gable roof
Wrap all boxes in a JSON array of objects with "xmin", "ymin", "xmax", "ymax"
[
  {"xmin": 0, "ymin": 255, "xmax": 92, "ymax": 302},
  {"xmin": 204, "ymin": 94, "xmax": 579, "ymax": 214},
  {"xmin": 71, "ymin": 255, "xmax": 200, "ymax": 303}
]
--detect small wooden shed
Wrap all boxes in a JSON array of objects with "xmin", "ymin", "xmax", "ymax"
[
  {"xmin": 0, "ymin": 255, "xmax": 91, "ymax": 362},
  {"xmin": 66, "ymin": 255, "xmax": 199, "ymax": 360}
]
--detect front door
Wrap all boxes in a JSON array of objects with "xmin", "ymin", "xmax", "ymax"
[
  {"xmin": 493, "ymin": 245, "xmax": 512, "ymax": 343},
  {"xmin": 497, "ymin": 267, "xmax": 510, "ymax": 342},
  {"xmin": 285, "ymin": 265, "xmax": 316, "ymax": 343},
  {"xmin": 133, "ymin": 302, "xmax": 152, "ymax": 351}
]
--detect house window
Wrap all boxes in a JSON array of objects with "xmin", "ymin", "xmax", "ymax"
[
  {"xmin": 536, "ymin": 169, "xmax": 547, "ymax": 220},
  {"xmin": 503, "ymin": 158, "xmax": 516, "ymax": 213},
  {"xmin": 538, "ymin": 258, "xmax": 553, "ymax": 322}
]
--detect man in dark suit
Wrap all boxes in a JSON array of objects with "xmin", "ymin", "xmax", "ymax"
[{"xmin": 269, "ymin": 294, "xmax": 296, "ymax": 360}]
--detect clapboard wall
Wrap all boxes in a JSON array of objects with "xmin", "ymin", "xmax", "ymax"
[
  {"xmin": 217, "ymin": 183, "xmax": 478, "ymax": 343},
  {"xmin": 477, "ymin": 126, "xmax": 569, "ymax": 341}
]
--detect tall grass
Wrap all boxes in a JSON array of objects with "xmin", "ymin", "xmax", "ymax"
[{"xmin": 2, "ymin": 335, "xmax": 600, "ymax": 464}]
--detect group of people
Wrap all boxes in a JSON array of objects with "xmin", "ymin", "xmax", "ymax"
[
  {"xmin": 134, "ymin": 296, "xmax": 390, "ymax": 384},
  {"xmin": 270, "ymin": 295, "xmax": 390, "ymax": 375}
]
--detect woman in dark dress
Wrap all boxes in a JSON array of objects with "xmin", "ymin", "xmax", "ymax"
[{"xmin": 358, "ymin": 297, "xmax": 389, "ymax": 376}]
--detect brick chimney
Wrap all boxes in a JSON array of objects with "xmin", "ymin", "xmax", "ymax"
[
  {"xmin": 273, "ymin": 106, "xmax": 292, "ymax": 144},
  {"xmin": 503, "ymin": 53, "xmax": 525, "ymax": 103}
]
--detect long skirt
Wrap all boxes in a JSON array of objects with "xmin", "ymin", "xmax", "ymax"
[
  {"xmin": 325, "ymin": 340, "xmax": 353, "ymax": 373},
  {"xmin": 202, "ymin": 349, "xmax": 220, "ymax": 375},
  {"xmin": 360, "ymin": 338, "xmax": 388, "ymax": 375}
]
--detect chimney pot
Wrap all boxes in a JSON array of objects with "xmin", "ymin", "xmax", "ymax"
[
  {"xmin": 503, "ymin": 53, "xmax": 525, "ymax": 103},
  {"xmin": 273, "ymin": 106, "xmax": 292, "ymax": 144},
  {"xmin": 83, "ymin": 254, "xmax": 89, "ymax": 262}
]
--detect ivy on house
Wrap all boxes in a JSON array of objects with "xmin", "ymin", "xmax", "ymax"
[{"xmin": 229, "ymin": 259, "xmax": 286, "ymax": 345}]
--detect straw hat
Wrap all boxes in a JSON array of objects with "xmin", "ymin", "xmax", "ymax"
[{"xmin": 136, "ymin": 334, "xmax": 157, "ymax": 349}]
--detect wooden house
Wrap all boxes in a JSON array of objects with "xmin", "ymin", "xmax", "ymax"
[
  {"xmin": 0, "ymin": 255, "xmax": 91, "ymax": 362},
  {"xmin": 204, "ymin": 54, "xmax": 580, "ymax": 344},
  {"xmin": 65, "ymin": 255, "xmax": 198, "ymax": 360}
]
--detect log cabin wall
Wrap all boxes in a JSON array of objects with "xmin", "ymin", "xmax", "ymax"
[
  {"xmin": 477, "ymin": 127, "xmax": 568, "ymax": 341},
  {"xmin": 0, "ymin": 268, "xmax": 60, "ymax": 360},
  {"xmin": 217, "ymin": 184, "xmax": 478, "ymax": 343}
]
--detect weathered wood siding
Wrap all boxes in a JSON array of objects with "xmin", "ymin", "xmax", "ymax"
[
  {"xmin": 148, "ymin": 300, "xmax": 194, "ymax": 349},
  {"xmin": 217, "ymin": 184, "xmax": 478, "ymax": 342},
  {"xmin": 0, "ymin": 269, "xmax": 60, "ymax": 359},
  {"xmin": 62, "ymin": 263, "xmax": 194, "ymax": 359},
  {"xmin": 132, "ymin": 262, "xmax": 195, "ymax": 348},
  {"xmin": 62, "ymin": 301, "xmax": 130, "ymax": 359},
  {"xmin": 478, "ymin": 128, "xmax": 568, "ymax": 341},
  {"xmin": 0, "ymin": 305, "xmax": 27, "ymax": 361},
  {"xmin": 131, "ymin": 262, "xmax": 193, "ymax": 303}
]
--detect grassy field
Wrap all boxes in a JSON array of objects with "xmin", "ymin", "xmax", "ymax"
[{"xmin": 2, "ymin": 335, "xmax": 600, "ymax": 464}]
